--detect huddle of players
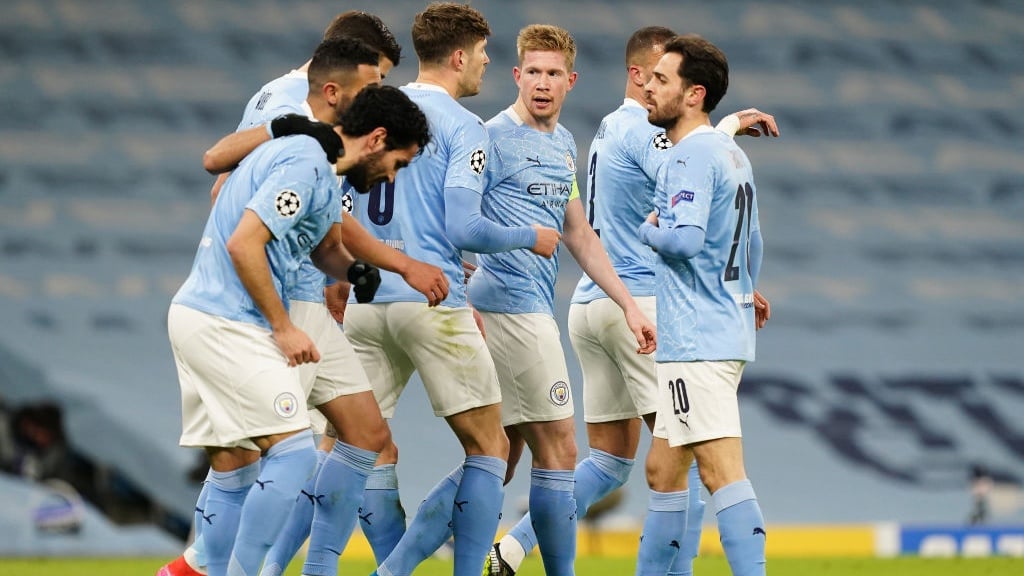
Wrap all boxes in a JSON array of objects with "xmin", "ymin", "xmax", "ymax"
[{"xmin": 161, "ymin": 3, "xmax": 778, "ymax": 576}]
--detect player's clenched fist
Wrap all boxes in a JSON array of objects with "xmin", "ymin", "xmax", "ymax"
[
  {"xmin": 402, "ymin": 260, "xmax": 449, "ymax": 306},
  {"xmin": 347, "ymin": 260, "xmax": 382, "ymax": 303},
  {"xmin": 272, "ymin": 323, "xmax": 320, "ymax": 366},
  {"xmin": 269, "ymin": 114, "xmax": 343, "ymax": 163},
  {"xmin": 530, "ymin": 224, "xmax": 561, "ymax": 258}
]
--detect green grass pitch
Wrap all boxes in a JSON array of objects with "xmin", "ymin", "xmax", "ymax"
[{"xmin": 0, "ymin": 556, "xmax": 1021, "ymax": 576}]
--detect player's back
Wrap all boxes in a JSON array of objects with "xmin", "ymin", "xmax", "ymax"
[
  {"xmin": 174, "ymin": 137, "xmax": 339, "ymax": 328},
  {"xmin": 573, "ymin": 100, "xmax": 672, "ymax": 304},
  {"xmin": 237, "ymin": 70, "xmax": 310, "ymax": 130},
  {"xmin": 468, "ymin": 108, "xmax": 577, "ymax": 316},
  {"xmin": 654, "ymin": 127, "xmax": 759, "ymax": 363},
  {"xmin": 360, "ymin": 83, "xmax": 489, "ymax": 307}
]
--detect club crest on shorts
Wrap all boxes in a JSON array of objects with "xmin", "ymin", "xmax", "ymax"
[
  {"xmin": 275, "ymin": 190, "xmax": 301, "ymax": 218},
  {"xmin": 469, "ymin": 148, "xmax": 487, "ymax": 175},
  {"xmin": 274, "ymin": 392, "xmax": 299, "ymax": 418},
  {"xmin": 549, "ymin": 381, "xmax": 570, "ymax": 406}
]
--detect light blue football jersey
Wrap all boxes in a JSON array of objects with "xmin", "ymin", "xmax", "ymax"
[
  {"xmin": 236, "ymin": 70, "xmax": 310, "ymax": 132},
  {"xmin": 235, "ymin": 70, "xmax": 332, "ymax": 305},
  {"xmin": 353, "ymin": 83, "xmax": 491, "ymax": 307},
  {"xmin": 173, "ymin": 136, "xmax": 341, "ymax": 329},
  {"xmin": 467, "ymin": 107, "xmax": 578, "ymax": 316},
  {"xmin": 653, "ymin": 125, "xmax": 760, "ymax": 362},
  {"xmin": 572, "ymin": 99, "xmax": 673, "ymax": 304}
]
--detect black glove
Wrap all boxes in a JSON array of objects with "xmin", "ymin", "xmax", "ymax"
[
  {"xmin": 346, "ymin": 260, "xmax": 381, "ymax": 304},
  {"xmin": 269, "ymin": 114, "xmax": 343, "ymax": 164}
]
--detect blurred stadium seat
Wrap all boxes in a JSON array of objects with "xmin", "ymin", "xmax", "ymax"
[{"xmin": 1, "ymin": 0, "xmax": 1021, "ymax": 551}]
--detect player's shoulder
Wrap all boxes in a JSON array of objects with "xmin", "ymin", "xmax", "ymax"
[
  {"xmin": 438, "ymin": 103, "xmax": 486, "ymax": 144},
  {"xmin": 607, "ymin": 108, "xmax": 670, "ymax": 153},
  {"xmin": 553, "ymin": 122, "xmax": 576, "ymax": 149},
  {"xmin": 486, "ymin": 112, "xmax": 531, "ymax": 152},
  {"xmin": 671, "ymin": 128, "xmax": 752, "ymax": 177},
  {"xmin": 446, "ymin": 100, "xmax": 485, "ymax": 127},
  {"xmin": 405, "ymin": 84, "xmax": 483, "ymax": 125},
  {"xmin": 263, "ymin": 70, "xmax": 306, "ymax": 91},
  {"xmin": 251, "ymin": 71, "xmax": 307, "ymax": 106},
  {"xmin": 262, "ymin": 136, "xmax": 330, "ymax": 176},
  {"xmin": 674, "ymin": 127, "xmax": 729, "ymax": 155},
  {"xmin": 484, "ymin": 108, "xmax": 517, "ymax": 133}
]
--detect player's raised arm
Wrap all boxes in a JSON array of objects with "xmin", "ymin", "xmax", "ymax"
[
  {"xmin": 203, "ymin": 115, "xmax": 344, "ymax": 175},
  {"xmin": 715, "ymin": 107, "xmax": 780, "ymax": 138}
]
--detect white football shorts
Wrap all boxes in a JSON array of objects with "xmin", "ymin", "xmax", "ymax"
[
  {"xmin": 169, "ymin": 304, "xmax": 310, "ymax": 449},
  {"xmin": 568, "ymin": 296, "xmax": 658, "ymax": 423},
  {"xmin": 652, "ymin": 360, "xmax": 746, "ymax": 447},
  {"xmin": 479, "ymin": 311, "xmax": 573, "ymax": 426},
  {"xmin": 343, "ymin": 302, "xmax": 501, "ymax": 418}
]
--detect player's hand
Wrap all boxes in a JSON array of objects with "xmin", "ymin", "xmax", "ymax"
[
  {"xmin": 462, "ymin": 259, "xmax": 477, "ymax": 283},
  {"xmin": 625, "ymin": 306, "xmax": 657, "ymax": 355},
  {"xmin": 729, "ymin": 108, "xmax": 780, "ymax": 138},
  {"xmin": 272, "ymin": 323, "xmax": 320, "ymax": 366},
  {"xmin": 753, "ymin": 289, "xmax": 771, "ymax": 330},
  {"xmin": 530, "ymin": 224, "xmax": 561, "ymax": 258},
  {"xmin": 347, "ymin": 260, "xmax": 382, "ymax": 304},
  {"xmin": 401, "ymin": 259, "xmax": 449, "ymax": 307},
  {"xmin": 269, "ymin": 114, "xmax": 343, "ymax": 163},
  {"xmin": 645, "ymin": 210, "xmax": 659, "ymax": 227},
  {"xmin": 324, "ymin": 282, "xmax": 350, "ymax": 323},
  {"xmin": 471, "ymin": 305, "xmax": 486, "ymax": 339}
]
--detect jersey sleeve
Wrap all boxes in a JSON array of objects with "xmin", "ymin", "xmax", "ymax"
[
  {"xmin": 338, "ymin": 178, "xmax": 354, "ymax": 224},
  {"xmin": 482, "ymin": 137, "xmax": 502, "ymax": 193},
  {"xmin": 246, "ymin": 143, "xmax": 321, "ymax": 239},
  {"xmin": 635, "ymin": 127, "xmax": 674, "ymax": 182},
  {"xmin": 446, "ymin": 116, "xmax": 490, "ymax": 195}
]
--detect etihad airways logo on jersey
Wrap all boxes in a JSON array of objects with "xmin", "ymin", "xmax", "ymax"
[
  {"xmin": 671, "ymin": 190, "xmax": 695, "ymax": 206},
  {"xmin": 527, "ymin": 182, "xmax": 571, "ymax": 196}
]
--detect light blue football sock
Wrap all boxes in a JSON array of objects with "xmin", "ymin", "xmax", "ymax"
[
  {"xmin": 508, "ymin": 448, "xmax": 632, "ymax": 555},
  {"xmin": 300, "ymin": 441, "xmax": 378, "ymax": 576},
  {"xmin": 202, "ymin": 462, "xmax": 259, "ymax": 576},
  {"xmin": 190, "ymin": 469, "xmax": 213, "ymax": 568},
  {"xmin": 452, "ymin": 456, "xmax": 506, "ymax": 576},
  {"xmin": 669, "ymin": 461, "xmax": 705, "ymax": 576},
  {"xmin": 226, "ymin": 430, "xmax": 317, "ymax": 576},
  {"xmin": 529, "ymin": 468, "xmax": 577, "ymax": 576},
  {"xmin": 377, "ymin": 466, "xmax": 463, "ymax": 576},
  {"xmin": 362, "ymin": 464, "xmax": 407, "ymax": 564},
  {"xmin": 713, "ymin": 479, "xmax": 766, "ymax": 576},
  {"xmin": 258, "ymin": 449, "xmax": 327, "ymax": 576},
  {"xmin": 635, "ymin": 489, "xmax": 688, "ymax": 576}
]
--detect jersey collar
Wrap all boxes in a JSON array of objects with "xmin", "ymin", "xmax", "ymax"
[
  {"xmin": 679, "ymin": 124, "xmax": 715, "ymax": 142},
  {"xmin": 623, "ymin": 97, "xmax": 647, "ymax": 111},
  {"xmin": 502, "ymin": 105, "xmax": 525, "ymax": 126},
  {"xmin": 405, "ymin": 82, "xmax": 450, "ymax": 95}
]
